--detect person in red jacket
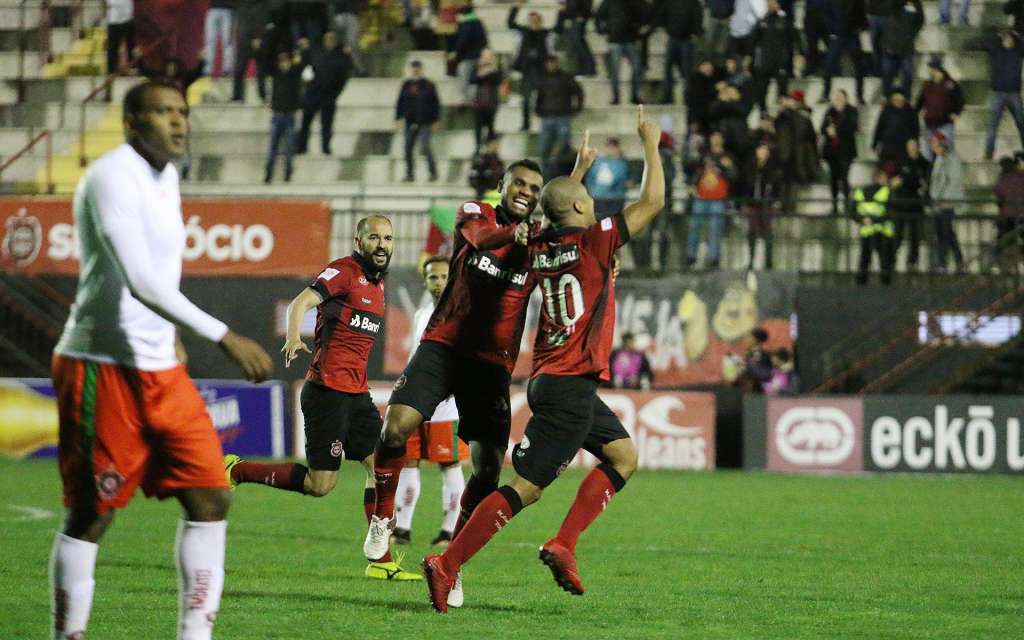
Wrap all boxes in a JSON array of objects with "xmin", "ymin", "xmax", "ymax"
[{"xmin": 916, "ymin": 60, "xmax": 965, "ymax": 161}]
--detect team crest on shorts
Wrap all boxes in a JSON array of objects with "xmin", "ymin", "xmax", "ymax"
[
  {"xmin": 330, "ymin": 440, "xmax": 344, "ymax": 458},
  {"xmin": 394, "ymin": 375, "xmax": 407, "ymax": 391},
  {"xmin": 95, "ymin": 468, "xmax": 125, "ymax": 500}
]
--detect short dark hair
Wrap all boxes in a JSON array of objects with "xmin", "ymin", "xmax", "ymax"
[
  {"xmin": 122, "ymin": 80, "xmax": 186, "ymax": 121},
  {"xmin": 752, "ymin": 328, "xmax": 769, "ymax": 343},
  {"xmin": 422, "ymin": 254, "xmax": 449, "ymax": 272},
  {"xmin": 503, "ymin": 158, "xmax": 542, "ymax": 180},
  {"xmin": 622, "ymin": 333, "xmax": 635, "ymax": 343}
]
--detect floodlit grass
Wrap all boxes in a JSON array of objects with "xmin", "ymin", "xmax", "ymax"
[{"xmin": 2, "ymin": 459, "xmax": 1022, "ymax": 639}]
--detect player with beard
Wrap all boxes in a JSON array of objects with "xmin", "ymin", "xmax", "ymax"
[
  {"xmin": 364, "ymin": 146, "xmax": 598, "ymax": 608},
  {"xmin": 226, "ymin": 216, "xmax": 420, "ymax": 581},
  {"xmin": 423, "ymin": 107, "xmax": 664, "ymax": 613}
]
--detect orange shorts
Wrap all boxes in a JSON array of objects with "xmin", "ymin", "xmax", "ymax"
[
  {"xmin": 405, "ymin": 420, "xmax": 470, "ymax": 463},
  {"xmin": 52, "ymin": 354, "xmax": 228, "ymax": 514}
]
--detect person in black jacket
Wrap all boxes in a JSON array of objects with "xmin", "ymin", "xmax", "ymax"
[
  {"xmin": 803, "ymin": 0, "xmax": 827, "ymax": 75},
  {"xmin": 881, "ymin": 0, "xmax": 924, "ymax": 98},
  {"xmin": 822, "ymin": 0, "xmax": 866, "ymax": 105},
  {"xmin": 742, "ymin": 143, "xmax": 782, "ymax": 269},
  {"xmin": 395, "ymin": 60, "xmax": 441, "ymax": 182},
  {"xmin": 872, "ymin": 88, "xmax": 918, "ymax": 166},
  {"xmin": 535, "ymin": 55, "xmax": 585, "ymax": 177},
  {"xmin": 865, "ymin": 0, "xmax": 890, "ymax": 78},
  {"xmin": 471, "ymin": 49, "xmax": 504, "ymax": 150},
  {"xmin": 891, "ymin": 138, "xmax": 930, "ymax": 271},
  {"xmin": 750, "ymin": 0, "xmax": 802, "ymax": 113},
  {"xmin": 264, "ymin": 49, "xmax": 304, "ymax": 183},
  {"xmin": 821, "ymin": 89, "xmax": 859, "ymax": 214},
  {"xmin": 509, "ymin": 1, "xmax": 550, "ymax": 130},
  {"xmin": 556, "ymin": 0, "xmax": 596, "ymax": 76},
  {"xmin": 985, "ymin": 29, "xmax": 1024, "ymax": 160},
  {"xmin": 468, "ymin": 136, "xmax": 505, "ymax": 198},
  {"xmin": 686, "ymin": 59, "xmax": 720, "ymax": 132},
  {"xmin": 595, "ymin": 0, "xmax": 647, "ymax": 104},
  {"xmin": 656, "ymin": 0, "xmax": 703, "ymax": 104},
  {"xmin": 232, "ymin": 0, "xmax": 270, "ymax": 102},
  {"xmin": 449, "ymin": 4, "xmax": 488, "ymax": 104},
  {"xmin": 295, "ymin": 31, "xmax": 352, "ymax": 155}
]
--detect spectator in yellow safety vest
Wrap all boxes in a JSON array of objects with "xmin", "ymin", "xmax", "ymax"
[{"xmin": 853, "ymin": 167, "xmax": 895, "ymax": 285}]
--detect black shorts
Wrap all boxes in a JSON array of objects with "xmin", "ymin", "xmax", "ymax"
[
  {"xmin": 301, "ymin": 381, "xmax": 382, "ymax": 471},
  {"xmin": 389, "ymin": 341, "xmax": 512, "ymax": 450},
  {"xmin": 512, "ymin": 374, "xmax": 631, "ymax": 488}
]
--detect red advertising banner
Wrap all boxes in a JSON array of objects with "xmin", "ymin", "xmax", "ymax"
[
  {"xmin": 766, "ymin": 398, "xmax": 864, "ymax": 472},
  {"xmin": 1, "ymin": 197, "xmax": 330, "ymax": 277},
  {"xmin": 294, "ymin": 382, "xmax": 716, "ymax": 470}
]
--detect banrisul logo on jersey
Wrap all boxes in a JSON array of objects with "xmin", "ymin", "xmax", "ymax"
[
  {"xmin": 347, "ymin": 310, "xmax": 383, "ymax": 336},
  {"xmin": 532, "ymin": 244, "xmax": 580, "ymax": 271},
  {"xmin": 468, "ymin": 252, "xmax": 529, "ymax": 287}
]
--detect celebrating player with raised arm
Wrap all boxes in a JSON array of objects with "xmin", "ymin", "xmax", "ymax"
[
  {"xmin": 423, "ymin": 106, "xmax": 665, "ymax": 613},
  {"xmin": 50, "ymin": 80, "xmax": 274, "ymax": 640},
  {"xmin": 225, "ymin": 216, "xmax": 420, "ymax": 580}
]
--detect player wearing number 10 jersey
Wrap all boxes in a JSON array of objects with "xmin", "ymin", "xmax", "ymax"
[{"xmin": 424, "ymin": 107, "xmax": 666, "ymax": 612}]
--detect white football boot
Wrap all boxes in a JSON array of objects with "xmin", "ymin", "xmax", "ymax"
[
  {"xmin": 363, "ymin": 515, "xmax": 394, "ymax": 560},
  {"xmin": 447, "ymin": 571, "xmax": 464, "ymax": 608}
]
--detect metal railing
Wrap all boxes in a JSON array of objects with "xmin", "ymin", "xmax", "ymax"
[{"xmin": 0, "ymin": 130, "xmax": 54, "ymax": 193}]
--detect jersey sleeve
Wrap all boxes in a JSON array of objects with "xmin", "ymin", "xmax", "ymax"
[
  {"xmin": 88, "ymin": 168, "xmax": 229, "ymax": 343},
  {"xmin": 584, "ymin": 213, "xmax": 630, "ymax": 264},
  {"xmin": 457, "ymin": 201, "xmax": 518, "ymax": 250},
  {"xmin": 310, "ymin": 261, "xmax": 351, "ymax": 301}
]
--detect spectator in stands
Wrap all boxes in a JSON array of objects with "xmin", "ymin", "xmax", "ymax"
[
  {"xmin": 471, "ymin": 49, "xmax": 503, "ymax": 151},
  {"xmin": 595, "ymin": 0, "xmax": 647, "ymax": 105},
  {"xmin": 873, "ymin": 88, "xmax": 918, "ymax": 165},
  {"xmin": 750, "ymin": 0, "xmax": 802, "ymax": 114},
  {"xmin": 396, "ymin": 60, "xmax": 441, "ymax": 182},
  {"xmin": 204, "ymin": 1, "xmax": 236, "ymax": 77},
  {"xmin": 939, "ymin": 0, "xmax": 971, "ymax": 26},
  {"xmin": 233, "ymin": 1, "xmax": 270, "ymax": 102},
  {"xmin": 508, "ymin": 1, "xmax": 550, "ymax": 131},
  {"xmin": 853, "ymin": 168, "xmax": 894, "ymax": 285},
  {"xmin": 729, "ymin": 0, "xmax": 766, "ymax": 62},
  {"xmin": 288, "ymin": 0, "xmax": 328, "ymax": 43},
  {"xmin": 709, "ymin": 82, "xmax": 750, "ymax": 160},
  {"xmin": 749, "ymin": 112, "xmax": 777, "ymax": 148},
  {"xmin": 917, "ymin": 61, "xmax": 965, "ymax": 161},
  {"xmin": 821, "ymin": 89, "xmax": 859, "ymax": 215},
  {"xmin": 610, "ymin": 333, "xmax": 653, "ymax": 389},
  {"xmin": 763, "ymin": 348, "xmax": 796, "ymax": 395},
  {"xmin": 264, "ymin": 49, "xmax": 304, "ymax": 184},
  {"xmin": 536, "ymin": 55, "xmax": 584, "ymax": 178},
  {"xmin": 556, "ymin": 0, "xmax": 597, "ymax": 76},
  {"xmin": 892, "ymin": 138, "xmax": 931, "ymax": 271},
  {"xmin": 775, "ymin": 90, "xmax": 819, "ymax": 214},
  {"xmin": 822, "ymin": 0, "xmax": 866, "ymax": 106},
  {"xmin": 656, "ymin": 0, "xmax": 703, "ymax": 104},
  {"xmin": 640, "ymin": 125, "xmax": 680, "ymax": 270},
  {"xmin": 742, "ymin": 142, "xmax": 781, "ymax": 270},
  {"xmin": 469, "ymin": 136, "xmax": 504, "ymax": 199},
  {"xmin": 408, "ymin": 0, "xmax": 439, "ymax": 50},
  {"xmin": 687, "ymin": 60, "xmax": 719, "ymax": 133},
  {"xmin": 585, "ymin": 137, "xmax": 630, "ymax": 220},
  {"xmin": 333, "ymin": 0, "xmax": 368, "ymax": 75},
  {"xmin": 881, "ymin": 0, "xmax": 924, "ymax": 99},
  {"xmin": 450, "ymin": 4, "xmax": 488, "ymax": 105},
  {"xmin": 803, "ymin": 0, "xmax": 827, "ymax": 75},
  {"xmin": 705, "ymin": 1, "xmax": 734, "ymax": 65},
  {"xmin": 105, "ymin": 0, "xmax": 135, "ymax": 75},
  {"xmin": 928, "ymin": 132, "xmax": 965, "ymax": 273},
  {"xmin": 1007, "ymin": 1, "xmax": 1024, "ymax": 29},
  {"xmin": 984, "ymin": 29, "xmax": 1024, "ymax": 160},
  {"xmin": 686, "ymin": 131, "xmax": 736, "ymax": 269},
  {"xmin": 722, "ymin": 55, "xmax": 754, "ymax": 109},
  {"xmin": 865, "ymin": 0, "xmax": 888, "ymax": 78},
  {"xmin": 735, "ymin": 327, "xmax": 773, "ymax": 392},
  {"xmin": 295, "ymin": 31, "xmax": 352, "ymax": 155},
  {"xmin": 993, "ymin": 152, "xmax": 1024, "ymax": 270}
]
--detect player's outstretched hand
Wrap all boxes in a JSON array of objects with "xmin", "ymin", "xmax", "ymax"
[
  {"xmin": 637, "ymin": 105, "xmax": 661, "ymax": 148},
  {"xmin": 280, "ymin": 336, "xmax": 312, "ymax": 368},
  {"xmin": 577, "ymin": 129, "xmax": 598, "ymax": 171},
  {"xmin": 220, "ymin": 330, "xmax": 273, "ymax": 382},
  {"xmin": 514, "ymin": 221, "xmax": 531, "ymax": 245}
]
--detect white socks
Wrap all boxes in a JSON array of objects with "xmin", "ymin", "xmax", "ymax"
[
  {"xmin": 176, "ymin": 520, "xmax": 226, "ymax": 640},
  {"xmin": 395, "ymin": 467, "xmax": 421, "ymax": 531},
  {"xmin": 441, "ymin": 464, "xmax": 466, "ymax": 534},
  {"xmin": 51, "ymin": 533, "xmax": 98, "ymax": 640}
]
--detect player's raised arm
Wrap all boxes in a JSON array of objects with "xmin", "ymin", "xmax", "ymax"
[
  {"xmin": 569, "ymin": 129, "xmax": 597, "ymax": 183},
  {"xmin": 621, "ymin": 105, "xmax": 665, "ymax": 237},
  {"xmin": 281, "ymin": 287, "xmax": 323, "ymax": 367}
]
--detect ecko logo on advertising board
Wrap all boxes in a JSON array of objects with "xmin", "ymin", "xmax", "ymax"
[{"xmin": 766, "ymin": 398, "xmax": 864, "ymax": 472}]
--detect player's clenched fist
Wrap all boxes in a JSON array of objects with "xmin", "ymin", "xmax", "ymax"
[
  {"xmin": 636, "ymin": 105, "xmax": 661, "ymax": 148},
  {"xmin": 514, "ymin": 221, "xmax": 531, "ymax": 245},
  {"xmin": 220, "ymin": 330, "xmax": 274, "ymax": 382}
]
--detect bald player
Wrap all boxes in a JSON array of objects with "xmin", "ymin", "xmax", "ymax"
[
  {"xmin": 423, "ymin": 107, "xmax": 665, "ymax": 612},
  {"xmin": 226, "ymin": 215, "xmax": 420, "ymax": 581}
]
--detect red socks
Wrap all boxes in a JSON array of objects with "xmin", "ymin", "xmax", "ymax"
[
  {"xmin": 451, "ymin": 475, "xmax": 498, "ymax": 541},
  {"xmin": 372, "ymin": 444, "xmax": 406, "ymax": 520},
  {"xmin": 554, "ymin": 464, "xmax": 626, "ymax": 552},
  {"xmin": 231, "ymin": 462, "xmax": 307, "ymax": 493},
  {"xmin": 442, "ymin": 486, "xmax": 522, "ymax": 573}
]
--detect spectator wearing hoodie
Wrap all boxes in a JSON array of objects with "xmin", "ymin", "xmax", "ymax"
[
  {"xmin": 823, "ymin": 0, "xmax": 866, "ymax": 105},
  {"xmin": 742, "ymin": 142, "xmax": 782, "ymax": 269},
  {"xmin": 821, "ymin": 90, "xmax": 859, "ymax": 215},
  {"xmin": 449, "ymin": 4, "xmax": 488, "ymax": 104},
  {"xmin": 993, "ymin": 151, "xmax": 1024, "ymax": 268},
  {"xmin": 705, "ymin": 0, "xmax": 735, "ymax": 65},
  {"xmin": 928, "ymin": 132, "xmax": 965, "ymax": 273},
  {"xmin": 686, "ymin": 131, "xmax": 736, "ymax": 269},
  {"xmin": 585, "ymin": 137, "xmax": 631, "ymax": 220},
  {"xmin": 396, "ymin": 60, "xmax": 441, "ymax": 182},
  {"xmin": 939, "ymin": 0, "xmax": 971, "ymax": 26},
  {"xmin": 656, "ymin": 0, "xmax": 703, "ymax": 104},
  {"xmin": 729, "ymin": 0, "xmax": 767, "ymax": 60},
  {"xmin": 555, "ymin": 0, "xmax": 596, "ymax": 76},
  {"xmin": 750, "ymin": 0, "xmax": 802, "ymax": 113},
  {"xmin": 881, "ymin": 0, "xmax": 924, "ymax": 98},
  {"xmin": 509, "ymin": 2, "xmax": 550, "ymax": 130},
  {"xmin": 917, "ymin": 61, "xmax": 965, "ymax": 161},
  {"xmin": 873, "ymin": 87, "xmax": 919, "ymax": 165},
  {"xmin": 595, "ymin": 0, "xmax": 648, "ymax": 104},
  {"xmin": 536, "ymin": 55, "xmax": 585, "ymax": 178},
  {"xmin": 985, "ymin": 29, "xmax": 1024, "ymax": 160}
]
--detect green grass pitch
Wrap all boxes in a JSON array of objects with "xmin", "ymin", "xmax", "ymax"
[{"xmin": 2, "ymin": 459, "xmax": 1022, "ymax": 639}]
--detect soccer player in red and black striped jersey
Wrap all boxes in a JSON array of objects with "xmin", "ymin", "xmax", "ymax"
[
  {"xmin": 423, "ymin": 107, "xmax": 666, "ymax": 612},
  {"xmin": 365, "ymin": 153, "xmax": 595, "ymax": 606},
  {"xmin": 226, "ymin": 216, "xmax": 418, "ymax": 580}
]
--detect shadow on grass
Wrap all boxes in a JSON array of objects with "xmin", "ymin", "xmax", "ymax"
[{"xmin": 226, "ymin": 588, "xmax": 544, "ymax": 615}]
